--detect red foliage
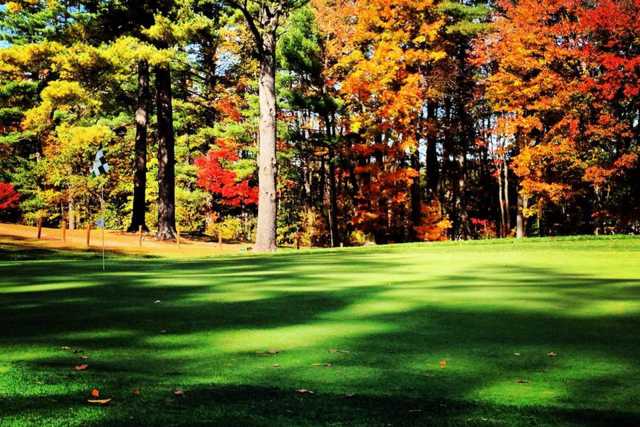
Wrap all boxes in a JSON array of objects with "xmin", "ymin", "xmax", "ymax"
[
  {"xmin": 0, "ymin": 183, "xmax": 19, "ymax": 210},
  {"xmin": 195, "ymin": 141, "xmax": 258, "ymax": 207}
]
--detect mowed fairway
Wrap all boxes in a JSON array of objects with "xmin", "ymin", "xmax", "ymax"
[{"xmin": 1, "ymin": 237, "xmax": 640, "ymax": 426}]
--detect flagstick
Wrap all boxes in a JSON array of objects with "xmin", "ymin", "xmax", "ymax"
[{"xmin": 101, "ymin": 183, "xmax": 105, "ymax": 272}]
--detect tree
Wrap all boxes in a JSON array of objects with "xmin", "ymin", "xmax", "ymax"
[
  {"xmin": 227, "ymin": 0, "xmax": 307, "ymax": 251},
  {"xmin": 320, "ymin": 0, "xmax": 447, "ymax": 242},
  {"xmin": 195, "ymin": 139, "xmax": 258, "ymax": 207}
]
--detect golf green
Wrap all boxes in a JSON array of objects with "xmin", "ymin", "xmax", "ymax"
[{"xmin": 1, "ymin": 236, "xmax": 639, "ymax": 426}]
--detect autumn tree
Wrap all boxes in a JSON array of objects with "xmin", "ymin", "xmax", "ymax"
[{"xmin": 321, "ymin": 0, "xmax": 447, "ymax": 242}]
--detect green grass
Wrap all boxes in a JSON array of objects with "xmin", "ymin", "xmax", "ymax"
[{"xmin": 1, "ymin": 236, "xmax": 640, "ymax": 426}]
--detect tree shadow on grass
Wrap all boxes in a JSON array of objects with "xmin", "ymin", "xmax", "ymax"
[{"xmin": 1, "ymin": 244, "xmax": 640, "ymax": 425}]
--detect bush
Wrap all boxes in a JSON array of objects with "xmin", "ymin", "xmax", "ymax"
[{"xmin": 207, "ymin": 216, "xmax": 244, "ymax": 241}]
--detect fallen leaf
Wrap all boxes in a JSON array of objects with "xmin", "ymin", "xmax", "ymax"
[
  {"xmin": 132, "ymin": 388, "xmax": 141, "ymax": 396},
  {"xmin": 173, "ymin": 388, "xmax": 185, "ymax": 397},
  {"xmin": 547, "ymin": 352, "xmax": 558, "ymax": 357},
  {"xmin": 87, "ymin": 398, "xmax": 111, "ymax": 405},
  {"xmin": 516, "ymin": 379, "xmax": 529, "ymax": 384},
  {"xmin": 296, "ymin": 389, "xmax": 315, "ymax": 395},
  {"xmin": 90, "ymin": 388, "xmax": 100, "ymax": 398},
  {"xmin": 439, "ymin": 359, "xmax": 447, "ymax": 369},
  {"xmin": 74, "ymin": 364, "xmax": 89, "ymax": 371}
]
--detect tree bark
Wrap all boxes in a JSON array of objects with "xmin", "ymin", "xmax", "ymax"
[
  {"xmin": 128, "ymin": 60, "xmax": 150, "ymax": 233},
  {"xmin": 68, "ymin": 199, "xmax": 75, "ymax": 230},
  {"xmin": 503, "ymin": 157, "xmax": 511, "ymax": 233},
  {"xmin": 497, "ymin": 161, "xmax": 505, "ymax": 237},
  {"xmin": 426, "ymin": 102, "xmax": 439, "ymax": 197},
  {"xmin": 328, "ymin": 146, "xmax": 339, "ymax": 247},
  {"xmin": 254, "ymin": 29, "xmax": 278, "ymax": 252},
  {"xmin": 410, "ymin": 147, "xmax": 422, "ymax": 240},
  {"xmin": 516, "ymin": 191, "xmax": 527, "ymax": 239},
  {"xmin": 155, "ymin": 63, "xmax": 176, "ymax": 240}
]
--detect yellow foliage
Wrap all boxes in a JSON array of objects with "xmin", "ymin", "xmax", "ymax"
[
  {"xmin": 22, "ymin": 81, "xmax": 100, "ymax": 131},
  {"xmin": 0, "ymin": 41, "xmax": 63, "ymax": 75},
  {"xmin": 105, "ymin": 36, "xmax": 175, "ymax": 66}
]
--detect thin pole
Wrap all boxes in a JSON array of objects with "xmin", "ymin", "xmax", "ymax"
[{"xmin": 101, "ymin": 184, "xmax": 105, "ymax": 272}]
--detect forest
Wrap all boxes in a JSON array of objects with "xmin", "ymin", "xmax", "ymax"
[{"xmin": 0, "ymin": 0, "xmax": 638, "ymax": 251}]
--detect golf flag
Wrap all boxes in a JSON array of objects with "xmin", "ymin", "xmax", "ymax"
[{"xmin": 90, "ymin": 148, "xmax": 110, "ymax": 177}]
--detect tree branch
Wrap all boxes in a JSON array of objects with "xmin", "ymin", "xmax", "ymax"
[{"xmin": 225, "ymin": 0, "xmax": 265, "ymax": 55}]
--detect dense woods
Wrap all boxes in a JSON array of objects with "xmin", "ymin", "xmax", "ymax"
[{"xmin": 0, "ymin": 0, "xmax": 638, "ymax": 249}]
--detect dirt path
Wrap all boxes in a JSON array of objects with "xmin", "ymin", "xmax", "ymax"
[{"xmin": 0, "ymin": 223, "xmax": 249, "ymax": 258}]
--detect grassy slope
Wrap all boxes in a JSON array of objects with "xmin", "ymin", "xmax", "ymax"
[{"xmin": 1, "ymin": 237, "xmax": 640, "ymax": 426}]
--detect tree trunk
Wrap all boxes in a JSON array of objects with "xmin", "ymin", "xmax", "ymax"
[
  {"xmin": 410, "ymin": 147, "xmax": 422, "ymax": 240},
  {"xmin": 324, "ymin": 113, "xmax": 339, "ymax": 247},
  {"xmin": 155, "ymin": 63, "xmax": 176, "ymax": 240},
  {"xmin": 503, "ymin": 157, "xmax": 511, "ymax": 233},
  {"xmin": 454, "ymin": 151, "xmax": 469, "ymax": 239},
  {"xmin": 516, "ymin": 191, "xmax": 527, "ymax": 239},
  {"xmin": 128, "ymin": 60, "xmax": 150, "ymax": 233},
  {"xmin": 497, "ymin": 161, "xmax": 505, "ymax": 237},
  {"xmin": 254, "ymin": 30, "xmax": 278, "ymax": 252},
  {"xmin": 426, "ymin": 102, "xmax": 439, "ymax": 197},
  {"xmin": 328, "ymin": 146, "xmax": 339, "ymax": 247},
  {"xmin": 68, "ymin": 199, "xmax": 75, "ymax": 230}
]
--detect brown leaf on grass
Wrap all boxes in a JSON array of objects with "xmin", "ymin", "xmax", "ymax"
[
  {"xmin": 547, "ymin": 352, "xmax": 558, "ymax": 357},
  {"xmin": 296, "ymin": 389, "xmax": 315, "ymax": 395},
  {"xmin": 439, "ymin": 359, "xmax": 447, "ymax": 369},
  {"xmin": 87, "ymin": 398, "xmax": 111, "ymax": 405},
  {"xmin": 132, "ymin": 388, "xmax": 141, "ymax": 396},
  {"xmin": 312, "ymin": 362, "xmax": 333, "ymax": 367},
  {"xmin": 74, "ymin": 364, "xmax": 89, "ymax": 371},
  {"xmin": 90, "ymin": 388, "xmax": 100, "ymax": 398}
]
